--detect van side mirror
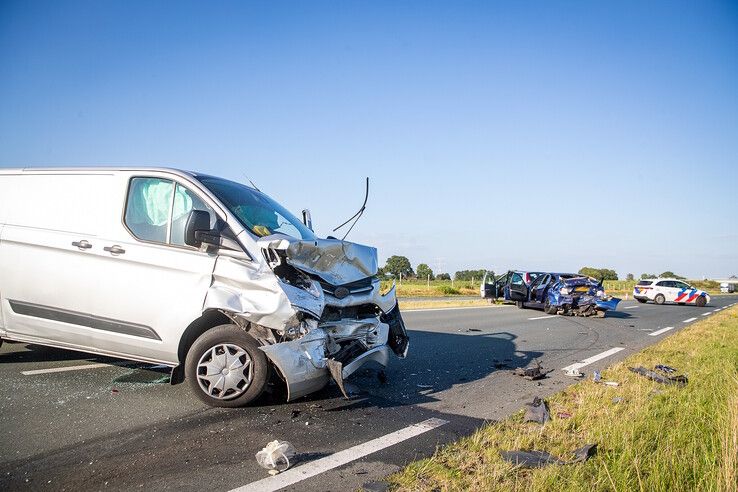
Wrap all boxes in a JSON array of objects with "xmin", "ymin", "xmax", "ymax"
[
  {"xmin": 185, "ymin": 210, "xmax": 216, "ymax": 248},
  {"xmin": 302, "ymin": 209, "xmax": 313, "ymax": 231}
]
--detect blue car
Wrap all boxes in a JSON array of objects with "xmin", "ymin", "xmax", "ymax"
[{"xmin": 502, "ymin": 272, "xmax": 620, "ymax": 317}]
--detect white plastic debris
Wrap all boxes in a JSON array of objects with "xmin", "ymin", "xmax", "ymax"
[
  {"xmin": 256, "ymin": 440, "xmax": 297, "ymax": 473},
  {"xmin": 565, "ymin": 368, "xmax": 584, "ymax": 377}
]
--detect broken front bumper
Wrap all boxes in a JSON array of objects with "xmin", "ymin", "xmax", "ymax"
[{"xmin": 259, "ymin": 299, "xmax": 409, "ymax": 401}]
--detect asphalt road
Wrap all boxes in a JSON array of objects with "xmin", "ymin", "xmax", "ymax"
[{"xmin": 1, "ymin": 295, "xmax": 736, "ymax": 491}]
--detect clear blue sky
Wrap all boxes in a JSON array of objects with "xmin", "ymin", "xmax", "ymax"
[{"xmin": 2, "ymin": 1, "xmax": 737, "ymax": 279}]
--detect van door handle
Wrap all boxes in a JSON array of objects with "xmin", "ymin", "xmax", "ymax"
[
  {"xmin": 103, "ymin": 245, "xmax": 126, "ymax": 255},
  {"xmin": 72, "ymin": 240, "xmax": 93, "ymax": 250}
]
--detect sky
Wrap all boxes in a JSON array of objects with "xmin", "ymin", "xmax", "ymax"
[{"xmin": 1, "ymin": 1, "xmax": 737, "ymax": 279}]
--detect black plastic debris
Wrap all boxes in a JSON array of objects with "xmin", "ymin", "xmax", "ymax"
[
  {"xmin": 628, "ymin": 366, "xmax": 688, "ymax": 386},
  {"xmin": 500, "ymin": 444, "xmax": 597, "ymax": 468},
  {"xmin": 363, "ymin": 481, "xmax": 389, "ymax": 492},
  {"xmin": 513, "ymin": 362, "xmax": 553, "ymax": 381},
  {"xmin": 655, "ymin": 364, "xmax": 677, "ymax": 374},
  {"xmin": 523, "ymin": 396, "xmax": 550, "ymax": 424}
]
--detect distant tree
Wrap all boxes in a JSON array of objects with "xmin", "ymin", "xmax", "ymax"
[
  {"xmin": 641, "ymin": 273, "xmax": 656, "ymax": 279},
  {"xmin": 384, "ymin": 255, "xmax": 413, "ymax": 278},
  {"xmin": 377, "ymin": 266, "xmax": 386, "ymax": 277},
  {"xmin": 436, "ymin": 273, "xmax": 451, "ymax": 281},
  {"xmin": 626, "ymin": 273, "xmax": 635, "ymax": 281},
  {"xmin": 578, "ymin": 267, "xmax": 618, "ymax": 281},
  {"xmin": 659, "ymin": 271, "xmax": 686, "ymax": 280},
  {"xmin": 454, "ymin": 269, "xmax": 489, "ymax": 281},
  {"xmin": 416, "ymin": 263, "xmax": 434, "ymax": 280}
]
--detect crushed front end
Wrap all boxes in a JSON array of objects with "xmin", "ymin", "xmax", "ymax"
[
  {"xmin": 251, "ymin": 236, "xmax": 409, "ymax": 400},
  {"xmin": 549, "ymin": 277, "xmax": 620, "ymax": 317}
]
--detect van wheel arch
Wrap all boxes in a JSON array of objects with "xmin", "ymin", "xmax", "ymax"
[{"xmin": 171, "ymin": 310, "xmax": 232, "ymax": 385}]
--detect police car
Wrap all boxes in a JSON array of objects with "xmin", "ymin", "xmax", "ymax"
[{"xmin": 633, "ymin": 278, "xmax": 710, "ymax": 307}]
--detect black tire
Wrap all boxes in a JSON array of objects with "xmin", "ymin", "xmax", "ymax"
[
  {"xmin": 544, "ymin": 299, "xmax": 556, "ymax": 315},
  {"xmin": 516, "ymin": 301, "xmax": 525, "ymax": 309},
  {"xmin": 695, "ymin": 296, "xmax": 707, "ymax": 307},
  {"xmin": 654, "ymin": 294, "xmax": 666, "ymax": 305},
  {"xmin": 185, "ymin": 324, "xmax": 269, "ymax": 408},
  {"xmin": 636, "ymin": 298, "xmax": 647, "ymax": 304}
]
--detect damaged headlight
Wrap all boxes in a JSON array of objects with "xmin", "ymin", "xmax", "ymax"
[
  {"xmin": 267, "ymin": 249, "xmax": 322, "ymax": 298},
  {"xmin": 596, "ymin": 289, "xmax": 605, "ymax": 298},
  {"xmin": 560, "ymin": 287, "xmax": 571, "ymax": 295}
]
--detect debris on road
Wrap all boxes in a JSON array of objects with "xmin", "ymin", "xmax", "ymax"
[
  {"xmin": 655, "ymin": 364, "xmax": 677, "ymax": 374},
  {"xmin": 628, "ymin": 366, "xmax": 688, "ymax": 386},
  {"xmin": 612, "ymin": 397, "xmax": 623, "ymax": 404},
  {"xmin": 523, "ymin": 396, "xmax": 550, "ymax": 424},
  {"xmin": 604, "ymin": 381, "xmax": 620, "ymax": 387},
  {"xmin": 556, "ymin": 411, "xmax": 572, "ymax": 419},
  {"xmin": 592, "ymin": 371, "xmax": 601, "ymax": 382},
  {"xmin": 500, "ymin": 443, "xmax": 597, "ymax": 468},
  {"xmin": 513, "ymin": 362, "xmax": 553, "ymax": 381},
  {"xmin": 256, "ymin": 440, "xmax": 296, "ymax": 473},
  {"xmin": 565, "ymin": 367, "xmax": 584, "ymax": 378}
]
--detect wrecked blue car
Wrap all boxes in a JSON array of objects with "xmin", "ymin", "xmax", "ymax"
[{"xmin": 500, "ymin": 272, "xmax": 620, "ymax": 317}]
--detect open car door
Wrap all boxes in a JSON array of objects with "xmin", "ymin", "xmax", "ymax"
[
  {"xmin": 480, "ymin": 271, "xmax": 495, "ymax": 299},
  {"xmin": 507, "ymin": 271, "xmax": 528, "ymax": 302}
]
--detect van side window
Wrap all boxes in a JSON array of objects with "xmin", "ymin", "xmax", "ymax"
[
  {"xmin": 125, "ymin": 177, "xmax": 174, "ymax": 243},
  {"xmin": 170, "ymin": 183, "xmax": 216, "ymax": 247},
  {"xmin": 125, "ymin": 178, "xmax": 217, "ymax": 248}
]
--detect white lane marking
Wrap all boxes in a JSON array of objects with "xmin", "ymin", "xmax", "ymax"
[
  {"xmin": 561, "ymin": 347, "xmax": 625, "ymax": 373},
  {"xmin": 683, "ymin": 317, "xmax": 697, "ymax": 323},
  {"xmin": 528, "ymin": 315, "xmax": 553, "ymax": 320},
  {"xmin": 21, "ymin": 363, "xmax": 111, "ymax": 375},
  {"xmin": 701, "ymin": 313, "xmax": 711, "ymax": 316},
  {"xmin": 402, "ymin": 306, "xmax": 499, "ymax": 313},
  {"xmin": 624, "ymin": 305, "xmax": 639, "ymax": 310},
  {"xmin": 649, "ymin": 326, "xmax": 675, "ymax": 336},
  {"xmin": 230, "ymin": 418, "xmax": 449, "ymax": 492},
  {"xmin": 713, "ymin": 309, "xmax": 721, "ymax": 312}
]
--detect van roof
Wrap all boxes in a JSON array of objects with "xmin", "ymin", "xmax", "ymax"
[{"xmin": 0, "ymin": 166, "xmax": 195, "ymax": 176}]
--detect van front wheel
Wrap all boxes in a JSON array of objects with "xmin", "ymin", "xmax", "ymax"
[{"xmin": 185, "ymin": 325, "xmax": 269, "ymax": 407}]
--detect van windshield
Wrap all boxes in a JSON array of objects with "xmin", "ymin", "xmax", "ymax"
[{"xmin": 197, "ymin": 176, "xmax": 316, "ymax": 241}]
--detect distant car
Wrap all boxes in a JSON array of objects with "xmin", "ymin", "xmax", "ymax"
[
  {"xmin": 634, "ymin": 279, "xmax": 710, "ymax": 306},
  {"xmin": 720, "ymin": 282, "xmax": 735, "ymax": 294},
  {"xmin": 480, "ymin": 270, "xmax": 543, "ymax": 300},
  {"xmin": 498, "ymin": 272, "xmax": 620, "ymax": 317}
]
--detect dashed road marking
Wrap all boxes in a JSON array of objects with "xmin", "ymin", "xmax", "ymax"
[
  {"xmin": 649, "ymin": 326, "xmax": 675, "ymax": 336},
  {"xmin": 713, "ymin": 309, "xmax": 721, "ymax": 312},
  {"xmin": 701, "ymin": 313, "xmax": 711, "ymax": 316},
  {"xmin": 21, "ymin": 363, "xmax": 111, "ymax": 375},
  {"xmin": 561, "ymin": 347, "xmax": 625, "ymax": 373},
  {"xmin": 528, "ymin": 315, "xmax": 553, "ymax": 320},
  {"xmin": 624, "ymin": 305, "xmax": 639, "ymax": 310},
  {"xmin": 683, "ymin": 317, "xmax": 697, "ymax": 323},
  {"xmin": 230, "ymin": 418, "xmax": 449, "ymax": 492}
]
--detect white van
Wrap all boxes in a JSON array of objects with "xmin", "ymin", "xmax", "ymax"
[{"xmin": 0, "ymin": 167, "xmax": 408, "ymax": 407}]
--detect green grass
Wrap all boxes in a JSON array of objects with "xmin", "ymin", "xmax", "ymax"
[{"xmin": 388, "ymin": 306, "xmax": 738, "ymax": 492}]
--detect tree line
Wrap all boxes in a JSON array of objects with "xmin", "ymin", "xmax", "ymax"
[
  {"xmin": 378, "ymin": 255, "xmax": 491, "ymax": 281},
  {"xmin": 378, "ymin": 257, "xmax": 687, "ymax": 283}
]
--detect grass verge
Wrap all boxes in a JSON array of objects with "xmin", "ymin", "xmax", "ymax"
[
  {"xmin": 399, "ymin": 299, "xmax": 498, "ymax": 310},
  {"xmin": 389, "ymin": 306, "xmax": 738, "ymax": 491}
]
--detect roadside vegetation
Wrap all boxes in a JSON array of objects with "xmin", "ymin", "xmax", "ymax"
[{"xmin": 389, "ymin": 306, "xmax": 738, "ymax": 491}]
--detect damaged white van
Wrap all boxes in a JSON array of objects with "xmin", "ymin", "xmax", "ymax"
[{"xmin": 0, "ymin": 168, "xmax": 408, "ymax": 407}]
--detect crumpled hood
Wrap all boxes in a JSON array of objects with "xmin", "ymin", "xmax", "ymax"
[{"xmin": 257, "ymin": 234, "xmax": 378, "ymax": 286}]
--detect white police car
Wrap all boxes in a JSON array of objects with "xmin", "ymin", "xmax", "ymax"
[{"xmin": 633, "ymin": 278, "xmax": 710, "ymax": 307}]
